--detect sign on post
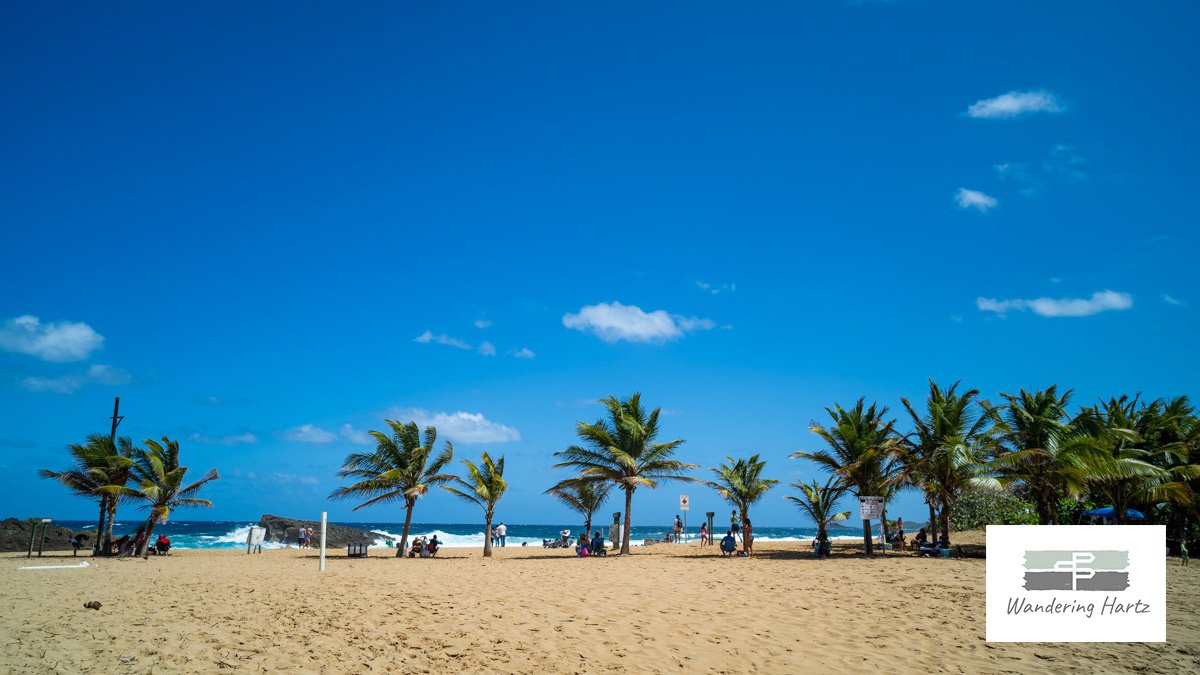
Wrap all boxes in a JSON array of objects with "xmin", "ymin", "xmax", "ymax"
[
  {"xmin": 679, "ymin": 495, "xmax": 690, "ymax": 511},
  {"xmin": 858, "ymin": 496, "xmax": 883, "ymax": 521},
  {"xmin": 246, "ymin": 526, "xmax": 265, "ymax": 554}
]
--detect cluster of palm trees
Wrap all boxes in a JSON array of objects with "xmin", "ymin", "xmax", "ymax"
[
  {"xmin": 332, "ymin": 386, "xmax": 1200, "ymax": 559},
  {"xmin": 40, "ymin": 435, "xmax": 219, "ymax": 558}
]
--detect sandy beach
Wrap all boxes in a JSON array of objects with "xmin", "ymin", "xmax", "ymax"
[{"xmin": 2, "ymin": 533, "xmax": 1197, "ymax": 674}]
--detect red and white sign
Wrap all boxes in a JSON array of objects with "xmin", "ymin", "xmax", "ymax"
[{"xmin": 679, "ymin": 495, "xmax": 690, "ymax": 511}]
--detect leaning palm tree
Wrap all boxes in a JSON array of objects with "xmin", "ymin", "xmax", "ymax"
[
  {"xmin": 107, "ymin": 437, "xmax": 219, "ymax": 558},
  {"xmin": 329, "ymin": 420, "xmax": 455, "ymax": 557},
  {"xmin": 442, "ymin": 452, "xmax": 508, "ymax": 557},
  {"xmin": 792, "ymin": 398, "xmax": 900, "ymax": 555},
  {"xmin": 554, "ymin": 393, "xmax": 697, "ymax": 555},
  {"xmin": 785, "ymin": 476, "xmax": 851, "ymax": 549},
  {"xmin": 39, "ymin": 434, "xmax": 134, "ymax": 555},
  {"xmin": 546, "ymin": 479, "xmax": 613, "ymax": 541},
  {"xmin": 706, "ymin": 454, "xmax": 779, "ymax": 542}
]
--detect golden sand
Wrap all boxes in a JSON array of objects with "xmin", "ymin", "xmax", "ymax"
[{"xmin": 2, "ymin": 534, "xmax": 1198, "ymax": 673}]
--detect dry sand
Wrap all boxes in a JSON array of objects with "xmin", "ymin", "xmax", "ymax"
[{"xmin": 2, "ymin": 533, "xmax": 1198, "ymax": 673}]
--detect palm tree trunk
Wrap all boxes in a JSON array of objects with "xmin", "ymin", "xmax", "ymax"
[
  {"xmin": 584, "ymin": 511, "xmax": 593, "ymax": 542},
  {"xmin": 927, "ymin": 499, "xmax": 937, "ymax": 539},
  {"xmin": 621, "ymin": 487, "xmax": 633, "ymax": 555},
  {"xmin": 938, "ymin": 506, "xmax": 951, "ymax": 545},
  {"xmin": 483, "ymin": 512, "xmax": 494, "ymax": 558},
  {"xmin": 138, "ymin": 517, "xmax": 156, "ymax": 558},
  {"xmin": 102, "ymin": 498, "xmax": 119, "ymax": 555},
  {"xmin": 93, "ymin": 495, "xmax": 108, "ymax": 556},
  {"xmin": 880, "ymin": 505, "xmax": 890, "ymax": 550},
  {"xmin": 861, "ymin": 518, "xmax": 873, "ymax": 555},
  {"xmin": 398, "ymin": 500, "xmax": 414, "ymax": 557}
]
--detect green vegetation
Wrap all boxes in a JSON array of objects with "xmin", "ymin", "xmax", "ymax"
[
  {"xmin": 443, "ymin": 452, "xmax": 508, "ymax": 557},
  {"xmin": 706, "ymin": 454, "xmax": 780, "ymax": 537}
]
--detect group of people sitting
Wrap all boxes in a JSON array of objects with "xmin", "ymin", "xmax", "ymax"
[
  {"xmin": 575, "ymin": 531, "xmax": 607, "ymax": 557},
  {"xmin": 407, "ymin": 535, "xmax": 441, "ymax": 558},
  {"xmin": 910, "ymin": 528, "xmax": 952, "ymax": 557}
]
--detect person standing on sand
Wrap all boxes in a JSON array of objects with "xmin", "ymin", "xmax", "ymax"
[
  {"xmin": 673, "ymin": 515, "xmax": 683, "ymax": 543},
  {"xmin": 743, "ymin": 517, "xmax": 754, "ymax": 556},
  {"xmin": 496, "ymin": 522, "xmax": 507, "ymax": 547},
  {"xmin": 306, "ymin": 527, "xmax": 315, "ymax": 549},
  {"xmin": 699, "ymin": 523, "xmax": 708, "ymax": 546},
  {"xmin": 730, "ymin": 510, "xmax": 740, "ymax": 542}
]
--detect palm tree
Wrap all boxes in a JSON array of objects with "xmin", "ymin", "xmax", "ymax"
[
  {"xmin": 329, "ymin": 420, "xmax": 455, "ymax": 557},
  {"xmin": 988, "ymin": 386, "xmax": 1095, "ymax": 524},
  {"xmin": 109, "ymin": 437, "xmax": 219, "ymax": 558},
  {"xmin": 785, "ymin": 476, "xmax": 851, "ymax": 551},
  {"xmin": 546, "ymin": 479, "xmax": 613, "ymax": 541},
  {"xmin": 706, "ymin": 454, "xmax": 779, "ymax": 546},
  {"xmin": 899, "ymin": 380, "xmax": 999, "ymax": 542},
  {"xmin": 442, "ymin": 452, "xmax": 508, "ymax": 557},
  {"xmin": 554, "ymin": 393, "xmax": 697, "ymax": 555},
  {"xmin": 39, "ymin": 434, "xmax": 134, "ymax": 555},
  {"xmin": 792, "ymin": 398, "xmax": 900, "ymax": 555}
]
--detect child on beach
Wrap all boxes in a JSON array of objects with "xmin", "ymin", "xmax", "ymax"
[
  {"xmin": 699, "ymin": 523, "xmax": 708, "ymax": 546},
  {"xmin": 1182, "ymin": 541, "xmax": 1189, "ymax": 566},
  {"xmin": 743, "ymin": 518, "xmax": 754, "ymax": 556}
]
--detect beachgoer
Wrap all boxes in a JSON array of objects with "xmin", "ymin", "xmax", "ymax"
[
  {"xmin": 897, "ymin": 517, "xmax": 904, "ymax": 533},
  {"xmin": 699, "ymin": 523, "xmax": 708, "ymax": 546},
  {"xmin": 730, "ymin": 510, "xmax": 740, "ymax": 539},
  {"xmin": 70, "ymin": 533, "xmax": 88, "ymax": 557},
  {"xmin": 673, "ymin": 515, "xmax": 683, "ymax": 543},
  {"xmin": 578, "ymin": 542, "xmax": 590, "ymax": 557},
  {"xmin": 116, "ymin": 534, "xmax": 135, "ymax": 558},
  {"xmin": 306, "ymin": 527, "xmax": 315, "ymax": 549},
  {"xmin": 496, "ymin": 522, "xmax": 507, "ymax": 548},
  {"xmin": 155, "ymin": 534, "xmax": 171, "ymax": 555},
  {"xmin": 591, "ymin": 531, "xmax": 605, "ymax": 556},
  {"xmin": 297, "ymin": 527, "xmax": 307, "ymax": 549},
  {"xmin": 913, "ymin": 528, "xmax": 928, "ymax": 549},
  {"xmin": 720, "ymin": 531, "xmax": 736, "ymax": 557},
  {"xmin": 743, "ymin": 518, "xmax": 754, "ymax": 556},
  {"xmin": 894, "ymin": 528, "xmax": 906, "ymax": 552},
  {"xmin": 488, "ymin": 525, "xmax": 496, "ymax": 547},
  {"xmin": 1182, "ymin": 541, "xmax": 1189, "ymax": 566}
]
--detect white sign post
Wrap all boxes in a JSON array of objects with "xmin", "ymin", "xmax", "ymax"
[
  {"xmin": 319, "ymin": 512, "xmax": 327, "ymax": 572},
  {"xmin": 859, "ymin": 496, "xmax": 884, "ymax": 553},
  {"xmin": 679, "ymin": 496, "xmax": 689, "ymax": 543}
]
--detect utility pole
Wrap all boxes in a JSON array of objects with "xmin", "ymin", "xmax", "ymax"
[{"xmin": 109, "ymin": 396, "xmax": 123, "ymax": 441}]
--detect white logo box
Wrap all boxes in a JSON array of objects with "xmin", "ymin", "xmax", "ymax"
[{"xmin": 986, "ymin": 525, "xmax": 1165, "ymax": 642}]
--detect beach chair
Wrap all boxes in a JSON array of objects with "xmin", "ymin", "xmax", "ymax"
[{"xmin": 347, "ymin": 543, "xmax": 368, "ymax": 558}]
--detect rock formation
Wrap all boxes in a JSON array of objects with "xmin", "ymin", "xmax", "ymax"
[{"xmin": 256, "ymin": 514, "xmax": 393, "ymax": 549}]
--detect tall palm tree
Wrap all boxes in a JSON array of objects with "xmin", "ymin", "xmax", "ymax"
[
  {"xmin": 546, "ymin": 479, "xmax": 613, "ymax": 541},
  {"xmin": 792, "ymin": 398, "xmax": 900, "ymax": 555},
  {"xmin": 329, "ymin": 420, "xmax": 455, "ymax": 557},
  {"xmin": 39, "ymin": 434, "xmax": 134, "ymax": 555},
  {"xmin": 899, "ymin": 380, "xmax": 999, "ymax": 542},
  {"xmin": 108, "ymin": 437, "xmax": 219, "ymax": 558},
  {"xmin": 706, "ymin": 454, "xmax": 779, "ymax": 544},
  {"xmin": 443, "ymin": 452, "xmax": 508, "ymax": 557},
  {"xmin": 1142, "ymin": 396, "xmax": 1200, "ymax": 541},
  {"xmin": 988, "ymin": 386, "xmax": 1095, "ymax": 524},
  {"xmin": 554, "ymin": 393, "xmax": 697, "ymax": 555},
  {"xmin": 785, "ymin": 476, "xmax": 851, "ymax": 550}
]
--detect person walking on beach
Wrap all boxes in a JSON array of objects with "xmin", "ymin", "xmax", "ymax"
[
  {"xmin": 496, "ymin": 522, "xmax": 507, "ymax": 547},
  {"xmin": 673, "ymin": 515, "xmax": 683, "ymax": 543},
  {"xmin": 306, "ymin": 527, "xmax": 314, "ymax": 549},
  {"xmin": 699, "ymin": 523, "xmax": 708, "ymax": 546}
]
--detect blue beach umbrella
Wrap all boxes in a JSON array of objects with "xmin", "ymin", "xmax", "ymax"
[{"xmin": 1083, "ymin": 506, "xmax": 1146, "ymax": 520}]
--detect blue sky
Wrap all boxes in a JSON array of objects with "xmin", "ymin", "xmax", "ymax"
[{"xmin": 2, "ymin": 2, "xmax": 1197, "ymax": 527}]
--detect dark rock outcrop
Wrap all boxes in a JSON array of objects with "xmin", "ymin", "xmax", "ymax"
[
  {"xmin": 257, "ymin": 514, "xmax": 392, "ymax": 549},
  {"xmin": 0, "ymin": 517, "xmax": 83, "ymax": 553}
]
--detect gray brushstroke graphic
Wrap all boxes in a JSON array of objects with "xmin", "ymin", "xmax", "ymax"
[
  {"xmin": 1024, "ymin": 571, "xmax": 1129, "ymax": 591},
  {"xmin": 1024, "ymin": 550, "xmax": 1128, "ymax": 570}
]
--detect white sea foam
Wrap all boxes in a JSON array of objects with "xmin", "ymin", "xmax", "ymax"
[{"xmin": 173, "ymin": 524, "xmax": 288, "ymax": 550}]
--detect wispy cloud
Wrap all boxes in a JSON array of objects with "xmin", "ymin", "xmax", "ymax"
[
  {"xmin": 478, "ymin": 341, "xmax": 496, "ymax": 356},
  {"xmin": 510, "ymin": 347, "xmax": 536, "ymax": 359},
  {"xmin": 413, "ymin": 330, "xmax": 470, "ymax": 350},
  {"xmin": 967, "ymin": 90, "xmax": 1063, "ymax": 119},
  {"xmin": 954, "ymin": 188, "xmax": 998, "ymax": 212},
  {"xmin": 995, "ymin": 144, "xmax": 1088, "ymax": 198},
  {"xmin": 0, "ymin": 315, "xmax": 105, "ymax": 362},
  {"xmin": 474, "ymin": 319, "xmax": 493, "ymax": 329},
  {"xmin": 340, "ymin": 424, "xmax": 374, "ymax": 445},
  {"xmin": 281, "ymin": 424, "xmax": 338, "ymax": 443},
  {"xmin": 696, "ymin": 280, "xmax": 736, "ymax": 295},
  {"xmin": 20, "ymin": 363, "xmax": 132, "ymax": 394},
  {"xmin": 267, "ymin": 472, "xmax": 319, "ymax": 485},
  {"xmin": 381, "ymin": 407, "xmax": 520, "ymax": 443},
  {"xmin": 563, "ymin": 301, "xmax": 715, "ymax": 344},
  {"xmin": 189, "ymin": 432, "xmax": 258, "ymax": 446},
  {"xmin": 976, "ymin": 290, "xmax": 1133, "ymax": 318},
  {"xmin": 1163, "ymin": 294, "xmax": 1182, "ymax": 306}
]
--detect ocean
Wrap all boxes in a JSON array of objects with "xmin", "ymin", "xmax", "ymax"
[{"xmin": 55, "ymin": 520, "xmax": 869, "ymax": 550}]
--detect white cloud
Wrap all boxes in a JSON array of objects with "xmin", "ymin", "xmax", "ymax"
[
  {"xmin": 382, "ymin": 407, "xmax": 520, "ymax": 443},
  {"xmin": 1163, "ymin": 294, "xmax": 1182, "ymax": 306},
  {"xmin": 954, "ymin": 188, "xmax": 998, "ymax": 212},
  {"xmin": 474, "ymin": 319, "xmax": 493, "ymax": 329},
  {"xmin": 967, "ymin": 90, "xmax": 1063, "ymax": 119},
  {"xmin": 562, "ymin": 301, "xmax": 716, "ymax": 343},
  {"xmin": 0, "ymin": 315, "xmax": 104, "ymax": 362},
  {"xmin": 268, "ymin": 472, "xmax": 319, "ymax": 485},
  {"xmin": 340, "ymin": 424, "xmax": 374, "ymax": 445},
  {"xmin": 281, "ymin": 424, "xmax": 338, "ymax": 443},
  {"xmin": 413, "ymin": 330, "xmax": 470, "ymax": 350},
  {"xmin": 696, "ymin": 280, "xmax": 736, "ymax": 295},
  {"xmin": 478, "ymin": 341, "xmax": 496, "ymax": 356},
  {"xmin": 510, "ymin": 347, "xmax": 536, "ymax": 359},
  {"xmin": 976, "ymin": 290, "xmax": 1133, "ymax": 318},
  {"xmin": 189, "ymin": 432, "xmax": 259, "ymax": 446},
  {"xmin": 20, "ymin": 363, "xmax": 132, "ymax": 394}
]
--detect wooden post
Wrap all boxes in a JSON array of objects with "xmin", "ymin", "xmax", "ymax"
[
  {"xmin": 36, "ymin": 519, "xmax": 51, "ymax": 557},
  {"xmin": 706, "ymin": 512, "xmax": 714, "ymax": 543},
  {"xmin": 26, "ymin": 520, "xmax": 37, "ymax": 558},
  {"xmin": 319, "ymin": 512, "xmax": 327, "ymax": 572}
]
